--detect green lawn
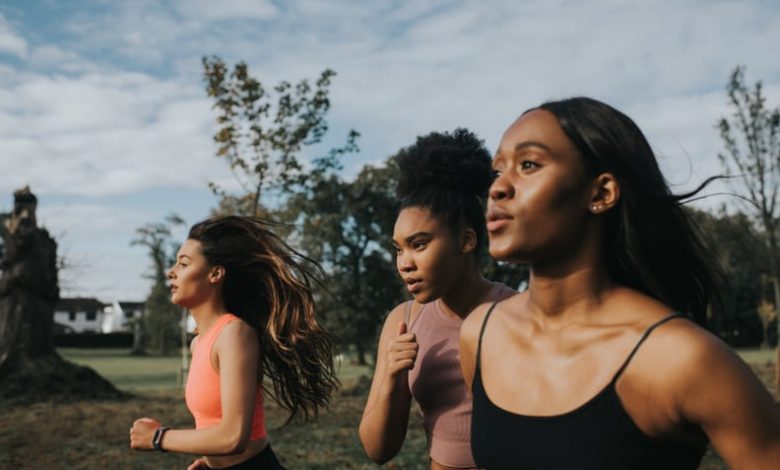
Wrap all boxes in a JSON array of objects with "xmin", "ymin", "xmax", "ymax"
[
  {"xmin": 58, "ymin": 347, "xmax": 374, "ymax": 392},
  {"xmin": 736, "ymin": 347, "xmax": 777, "ymax": 364},
  {"xmin": 59, "ymin": 348, "xmax": 188, "ymax": 391}
]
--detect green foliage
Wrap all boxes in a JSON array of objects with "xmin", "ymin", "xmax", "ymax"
[
  {"xmin": 288, "ymin": 164, "xmax": 404, "ymax": 363},
  {"xmin": 689, "ymin": 208, "xmax": 770, "ymax": 346},
  {"xmin": 202, "ymin": 55, "xmax": 359, "ymax": 217},
  {"xmin": 717, "ymin": 66, "xmax": 780, "ymax": 354},
  {"xmin": 131, "ymin": 215, "xmax": 184, "ymax": 355}
]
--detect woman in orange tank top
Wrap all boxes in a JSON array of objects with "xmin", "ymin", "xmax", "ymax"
[{"xmin": 130, "ymin": 216, "xmax": 338, "ymax": 469}]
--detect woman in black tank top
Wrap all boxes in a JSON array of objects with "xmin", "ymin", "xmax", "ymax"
[{"xmin": 459, "ymin": 97, "xmax": 780, "ymax": 469}]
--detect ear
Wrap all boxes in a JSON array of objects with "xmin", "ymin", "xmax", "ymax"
[
  {"xmin": 461, "ymin": 227, "xmax": 478, "ymax": 254},
  {"xmin": 208, "ymin": 266, "xmax": 225, "ymax": 284},
  {"xmin": 588, "ymin": 173, "xmax": 620, "ymax": 214}
]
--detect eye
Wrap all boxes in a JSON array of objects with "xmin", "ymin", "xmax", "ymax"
[
  {"xmin": 491, "ymin": 169, "xmax": 502, "ymax": 180},
  {"xmin": 412, "ymin": 240, "xmax": 428, "ymax": 250},
  {"xmin": 520, "ymin": 160, "xmax": 539, "ymax": 171}
]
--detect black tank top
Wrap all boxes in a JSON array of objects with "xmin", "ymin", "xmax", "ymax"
[{"xmin": 471, "ymin": 303, "xmax": 708, "ymax": 470}]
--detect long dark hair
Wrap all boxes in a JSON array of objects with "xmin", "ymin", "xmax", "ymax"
[
  {"xmin": 188, "ymin": 216, "xmax": 338, "ymax": 421},
  {"xmin": 533, "ymin": 97, "xmax": 724, "ymax": 326},
  {"xmin": 395, "ymin": 128, "xmax": 494, "ymax": 254}
]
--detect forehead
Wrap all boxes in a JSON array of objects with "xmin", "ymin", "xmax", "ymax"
[
  {"xmin": 177, "ymin": 238, "xmax": 203, "ymax": 257},
  {"xmin": 393, "ymin": 207, "xmax": 446, "ymax": 238},
  {"xmin": 496, "ymin": 109, "xmax": 578, "ymax": 159}
]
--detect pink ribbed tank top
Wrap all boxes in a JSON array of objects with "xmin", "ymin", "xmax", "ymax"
[{"xmin": 407, "ymin": 283, "xmax": 516, "ymax": 468}]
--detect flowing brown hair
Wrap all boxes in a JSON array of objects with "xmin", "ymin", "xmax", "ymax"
[{"xmin": 188, "ymin": 216, "xmax": 338, "ymax": 422}]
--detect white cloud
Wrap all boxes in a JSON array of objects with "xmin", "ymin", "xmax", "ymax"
[
  {"xmin": 174, "ymin": 0, "xmax": 277, "ymax": 21},
  {"xmin": 2, "ymin": 0, "xmax": 780, "ymax": 299},
  {"xmin": 0, "ymin": 13, "xmax": 27, "ymax": 58}
]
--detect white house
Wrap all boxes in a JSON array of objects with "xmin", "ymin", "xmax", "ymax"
[
  {"xmin": 54, "ymin": 298, "xmax": 108, "ymax": 333},
  {"xmin": 100, "ymin": 300, "xmax": 145, "ymax": 333}
]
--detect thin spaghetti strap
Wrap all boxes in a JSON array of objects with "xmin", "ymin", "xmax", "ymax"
[
  {"xmin": 612, "ymin": 313, "xmax": 685, "ymax": 383},
  {"xmin": 403, "ymin": 300, "xmax": 412, "ymax": 326},
  {"xmin": 475, "ymin": 301, "xmax": 501, "ymax": 374}
]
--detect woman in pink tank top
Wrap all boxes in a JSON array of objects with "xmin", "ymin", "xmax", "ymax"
[
  {"xmin": 359, "ymin": 129, "xmax": 517, "ymax": 469},
  {"xmin": 130, "ymin": 216, "xmax": 338, "ymax": 469}
]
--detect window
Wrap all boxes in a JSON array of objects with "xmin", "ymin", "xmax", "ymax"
[
  {"xmin": 86, "ymin": 311, "xmax": 96, "ymax": 321},
  {"xmin": 69, "ymin": 312, "xmax": 76, "ymax": 321}
]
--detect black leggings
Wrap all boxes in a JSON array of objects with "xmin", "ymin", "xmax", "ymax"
[{"xmin": 207, "ymin": 445, "xmax": 286, "ymax": 469}]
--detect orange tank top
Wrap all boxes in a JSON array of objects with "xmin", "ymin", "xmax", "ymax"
[{"xmin": 185, "ymin": 313, "xmax": 267, "ymax": 440}]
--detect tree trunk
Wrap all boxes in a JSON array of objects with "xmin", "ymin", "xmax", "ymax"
[
  {"xmin": 130, "ymin": 309, "xmax": 146, "ymax": 355},
  {"xmin": 766, "ymin": 230, "xmax": 780, "ymax": 388},
  {"xmin": 0, "ymin": 187, "xmax": 123, "ymax": 402},
  {"xmin": 355, "ymin": 341, "xmax": 367, "ymax": 366}
]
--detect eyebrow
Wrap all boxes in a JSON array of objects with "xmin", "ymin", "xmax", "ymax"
[
  {"xmin": 515, "ymin": 141, "xmax": 551, "ymax": 153},
  {"xmin": 404, "ymin": 231, "xmax": 432, "ymax": 244},
  {"xmin": 392, "ymin": 231, "xmax": 433, "ymax": 246},
  {"xmin": 177, "ymin": 254, "xmax": 192, "ymax": 260}
]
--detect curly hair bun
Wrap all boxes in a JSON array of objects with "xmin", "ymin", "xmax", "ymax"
[{"xmin": 395, "ymin": 128, "xmax": 493, "ymax": 199}]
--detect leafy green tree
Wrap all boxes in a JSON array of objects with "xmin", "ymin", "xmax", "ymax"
[
  {"xmin": 290, "ymin": 164, "xmax": 403, "ymax": 364},
  {"xmin": 689, "ymin": 208, "xmax": 768, "ymax": 347},
  {"xmin": 131, "ymin": 215, "xmax": 184, "ymax": 355},
  {"xmin": 717, "ymin": 66, "xmax": 780, "ymax": 382},
  {"xmin": 202, "ymin": 56, "xmax": 358, "ymax": 217}
]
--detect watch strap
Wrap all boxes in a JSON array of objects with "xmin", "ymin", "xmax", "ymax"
[{"xmin": 152, "ymin": 426, "xmax": 169, "ymax": 451}]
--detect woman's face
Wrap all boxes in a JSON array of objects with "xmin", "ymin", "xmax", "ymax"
[
  {"xmin": 167, "ymin": 239, "xmax": 215, "ymax": 308},
  {"xmin": 486, "ymin": 109, "xmax": 593, "ymax": 264},
  {"xmin": 393, "ymin": 207, "xmax": 465, "ymax": 304}
]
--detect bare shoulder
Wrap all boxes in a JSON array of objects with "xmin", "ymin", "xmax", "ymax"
[
  {"xmin": 216, "ymin": 317, "xmax": 260, "ymax": 350},
  {"xmin": 383, "ymin": 301, "xmax": 409, "ymax": 329},
  {"xmin": 462, "ymin": 291, "xmax": 523, "ymax": 342},
  {"xmin": 626, "ymin": 306, "xmax": 748, "ymax": 402}
]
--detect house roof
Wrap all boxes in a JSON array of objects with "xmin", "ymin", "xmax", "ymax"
[{"xmin": 56, "ymin": 297, "xmax": 107, "ymax": 311}]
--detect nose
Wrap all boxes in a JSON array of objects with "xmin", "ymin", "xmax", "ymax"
[
  {"xmin": 397, "ymin": 251, "xmax": 416, "ymax": 273},
  {"xmin": 489, "ymin": 173, "xmax": 514, "ymax": 201},
  {"xmin": 166, "ymin": 266, "xmax": 175, "ymax": 279}
]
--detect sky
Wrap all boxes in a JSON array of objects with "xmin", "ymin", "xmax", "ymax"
[{"xmin": 1, "ymin": 0, "xmax": 779, "ymax": 302}]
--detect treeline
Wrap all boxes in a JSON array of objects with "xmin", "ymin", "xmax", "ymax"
[{"xmin": 132, "ymin": 59, "xmax": 778, "ymax": 359}]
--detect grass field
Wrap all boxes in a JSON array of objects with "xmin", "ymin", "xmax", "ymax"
[{"xmin": 0, "ymin": 348, "xmax": 776, "ymax": 469}]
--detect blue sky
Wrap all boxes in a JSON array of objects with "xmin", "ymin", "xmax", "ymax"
[{"xmin": 1, "ymin": 0, "xmax": 779, "ymax": 301}]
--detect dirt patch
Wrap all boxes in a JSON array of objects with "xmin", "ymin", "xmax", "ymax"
[{"xmin": 0, "ymin": 366, "xmax": 776, "ymax": 469}]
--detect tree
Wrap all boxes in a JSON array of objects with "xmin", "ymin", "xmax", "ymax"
[
  {"xmin": 290, "ymin": 164, "xmax": 404, "ymax": 364},
  {"xmin": 0, "ymin": 187, "xmax": 120, "ymax": 402},
  {"xmin": 131, "ymin": 215, "xmax": 184, "ymax": 355},
  {"xmin": 717, "ymin": 65, "xmax": 780, "ymax": 384},
  {"xmin": 689, "ymin": 208, "xmax": 767, "ymax": 347},
  {"xmin": 203, "ymin": 55, "xmax": 359, "ymax": 218}
]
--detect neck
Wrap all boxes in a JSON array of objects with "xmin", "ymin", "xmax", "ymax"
[
  {"xmin": 439, "ymin": 262, "xmax": 494, "ymax": 320},
  {"xmin": 189, "ymin": 296, "xmax": 228, "ymax": 333},
  {"xmin": 525, "ymin": 249, "xmax": 612, "ymax": 329}
]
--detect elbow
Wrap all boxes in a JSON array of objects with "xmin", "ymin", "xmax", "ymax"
[
  {"xmin": 358, "ymin": 423, "xmax": 396, "ymax": 464},
  {"xmin": 223, "ymin": 430, "xmax": 251, "ymax": 455}
]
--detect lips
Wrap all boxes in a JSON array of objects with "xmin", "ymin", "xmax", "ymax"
[
  {"xmin": 404, "ymin": 278, "xmax": 422, "ymax": 294},
  {"xmin": 486, "ymin": 206, "xmax": 512, "ymax": 232}
]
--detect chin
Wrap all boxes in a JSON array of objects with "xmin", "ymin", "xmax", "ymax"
[
  {"xmin": 412, "ymin": 290, "xmax": 438, "ymax": 304},
  {"xmin": 489, "ymin": 245, "xmax": 529, "ymax": 265}
]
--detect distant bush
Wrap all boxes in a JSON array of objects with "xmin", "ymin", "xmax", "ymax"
[{"xmin": 54, "ymin": 332, "xmax": 133, "ymax": 348}]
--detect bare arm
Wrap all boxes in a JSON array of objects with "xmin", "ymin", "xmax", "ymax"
[
  {"xmin": 132, "ymin": 321, "xmax": 260, "ymax": 455},
  {"xmin": 358, "ymin": 303, "xmax": 418, "ymax": 464},
  {"xmin": 676, "ymin": 330, "xmax": 780, "ymax": 469}
]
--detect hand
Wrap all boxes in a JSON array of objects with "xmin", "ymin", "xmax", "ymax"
[
  {"xmin": 187, "ymin": 457, "xmax": 209, "ymax": 470},
  {"xmin": 384, "ymin": 321, "xmax": 418, "ymax": 386},
  {"xmin": 130, "ymin": 417, "xmax": 161, "ymax": 451}
]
